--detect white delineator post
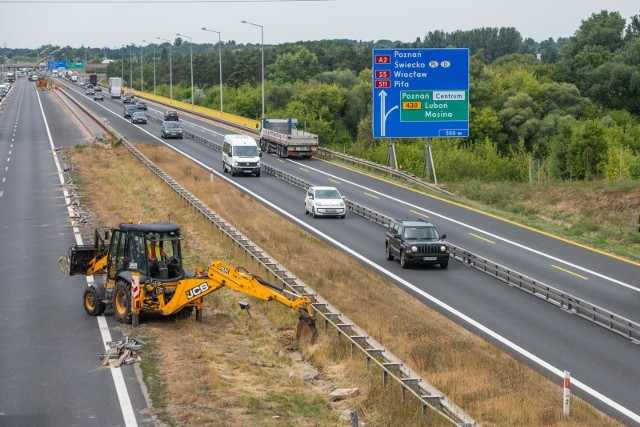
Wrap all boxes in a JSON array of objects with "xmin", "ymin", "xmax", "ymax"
[{"xmin": 563, "ymin": 370, "xmax": 571, "ymax": 416}]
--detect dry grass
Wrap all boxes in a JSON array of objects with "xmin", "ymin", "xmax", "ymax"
[{"xmin": 68, "ymin": 142, "xmax": 622, "ymax": 427}]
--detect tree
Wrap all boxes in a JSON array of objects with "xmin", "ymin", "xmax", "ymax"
[
  {"xmin": 269, "ymin": 46, "xmax": 321, "ymax": 84},
  {"xmin": 566, "ymin": 120, "xmax": 608, "ymax": 179}
]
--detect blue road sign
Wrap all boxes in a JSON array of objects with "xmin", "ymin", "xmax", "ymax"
[
  {"xmin": 372, "ymin": 48, "xmax": 469, "ymax": 138},
  {"xmin": 47, "ymin": 60, "xmax": 67, "ymax": 70}
]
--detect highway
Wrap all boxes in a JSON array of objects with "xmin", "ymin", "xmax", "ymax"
[
  {"xmin": 47, "ymin": 79, "xmax": 640, "ymax": 423},
  {"xmin": 0, "ymin": 77, "xmax": 153, "ymax": 427}
]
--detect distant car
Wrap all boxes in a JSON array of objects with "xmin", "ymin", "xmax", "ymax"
[
  {"xmin": 131, "ymin": 111, "xmax": 147, "ymax": 124},
  {"xmin": 94, "ymin": 92, "xmax": 104, "ymax": 101},
  {"xmin": 86, "ymin": 88, "xmax": 95, "ymax": 95},
  {"xmin": 163, "ymin": 110, "xmax": 179, "ymax": 121},
  {"xmin": 304, "ymin": 186, "xmax": 346, "ymax": 219},
  {"xmin": 385, "ymin": 219, "xmax": 449, "ymax": 269},
  {"xmin": 123, "ymin": 96, "xmax": 132, "ymax": 104},
  {"xmin": 161, "ymin": 121, "xmax": 183, "ymax": 139},
  {"xmin": 94, "ymin": 87, "xmax": 102, "ymax": 92},
  {"xmin": 136, "ymin": 101, "xmax": 147, "ymax": 110},
  {"xmin": 123, "ymin": 105, "xmax": 137, "ymax": 118}
]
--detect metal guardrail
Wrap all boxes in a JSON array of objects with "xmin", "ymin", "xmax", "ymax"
[
  {"xmin": 117, "ymin": 138, "xmax": 476, "ymax": 426},
  {"xmin": 316, "ymin": 147, "xmax": 456, "ymax": 196},
  {"xmin": 447, "ymin": 245, "xmax": 640, "ymax": 344}
]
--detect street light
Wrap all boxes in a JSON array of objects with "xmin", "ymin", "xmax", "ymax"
[
  {"xmin": 176, "ymin": 33, "xmax": 194, "ymax": 110},
  {"xmin": 201, "ymin": 27, "xmax": 224, "ymax": 113},
  {"xmin": 120, "ymin": 45, "xmax": 125, "ymax": 81},
  {"xmin": 139, "ymin": 42, "xmax": 144, "ymax": 92},
  {"xmin": 129, "ymin": 45, "xmax": 133, "ymax": 89},
  {"xmin": 157, "ymin": 36, "xmax": 173, "ymax": 101},
  {"xmin": 143, "ymin": 40, "xmax": 156, "ymax": 95},
  {"xmin": 241, "ymin": 20, "xmax": 264, "ymax": 119}
]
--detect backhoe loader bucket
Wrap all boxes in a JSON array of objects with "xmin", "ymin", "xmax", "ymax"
[{"xmin": 290, "ymin": 312, "xmax": 318, "ymax": 350}]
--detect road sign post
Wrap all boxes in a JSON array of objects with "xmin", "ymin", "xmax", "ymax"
[{"xmin": 372, "ymin": 48, "xmax": 469, "ymax": 139}]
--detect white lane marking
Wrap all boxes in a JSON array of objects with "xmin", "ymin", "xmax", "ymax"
[
  {"xmin": 0, "ymin": 190, "xmax": 3, "ymax": 197},
  {"xmin": 35, "ymin": 88, "xmax": 139, "ymax": 427},
  {"xmin": 289, "ymin": 160, "xmax": 639, "ymax": 292}
]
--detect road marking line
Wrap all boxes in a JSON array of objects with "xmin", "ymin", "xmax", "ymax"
[
  {"xmin": 36, "ymin": 88, "xmax": 139, "ymax": 427},
  {"xmin": 409, "ymin": 209, "xmax": 429, "ymax": 218},
  {"xmin": 316, "ymin": 158, "xmax": 640, "ymax": 268},
  {"xmin": 469, "ymin": 233, "xmax": 496, "ymax": 244},
  {"xmin": 294, "ymin": 159, "xmax": 640, "ymax": 289},
  {"xmin": 329, "ymin": 178, "xmax": 341, "ymax": 184},
  {"xmin": 364, "ymin": 192, "xmax": 380, "ymax": 199},
  {"xmin": 552, "ymin": 265, "xmax": 588, "ymax": 280},
  {"xmin": 299, "ymin": 167, "xmax": 309, "ymax": 172}
]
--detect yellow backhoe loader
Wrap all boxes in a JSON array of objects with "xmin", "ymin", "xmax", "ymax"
[{"xmin": 60, "ymin": 221, "xmax": 317, "ymax": 346}]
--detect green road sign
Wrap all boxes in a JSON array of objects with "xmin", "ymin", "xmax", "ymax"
[
  {"xmin": 69, "ymin": 63, "xmax": 84, "ymax": 69},
  {"xmin": 399, "ymin": 90, "xmax": 468, "ymax": 123}
]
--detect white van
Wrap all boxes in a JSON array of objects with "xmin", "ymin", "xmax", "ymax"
[{"xmin": 222, "ymin": 134, "xmax": 261, "ymax": 177}]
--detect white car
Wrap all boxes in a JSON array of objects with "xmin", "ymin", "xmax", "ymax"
[{"xmin": 304, "ymin": 186, "xmax": 346, "ymax": 218}]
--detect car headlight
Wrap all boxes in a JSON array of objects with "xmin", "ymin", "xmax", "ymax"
[
  {"xmin": 410, "ymin": 245, "xmax": 418, "ymax": 253},
  {"xmin": 440, "ymin": 245, "xmax": 447, "ymax": 253}
]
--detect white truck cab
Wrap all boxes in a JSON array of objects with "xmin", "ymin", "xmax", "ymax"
[{"xmin": 222, "ymin": 134, "xmax": 261, "ymax": 177}]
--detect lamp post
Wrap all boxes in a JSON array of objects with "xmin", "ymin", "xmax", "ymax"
[
  {"xmin": 121, "ymin": 45, "xmax": 125, "ymax": 81},
  {"xmin": 157, "ymin": 36, "xmax": 173, "ymax": 101},
  {"xmin": 129, "ymin": 45, "xmax": 133, "ymax": 89},
  {"xmin": 143, "ymin": 40, "xmax": 156, "ymax": 95},
  {"xmin": 241, "ymin": 20, "xmax": 264, "ymax": 119},
  {"xmin": 176, "ymin": 33, "xmax": 194, "ymax": 110},
  {"xmin": 201, "ymin": 27, "xmax": 224, "ymax": 113},
  {"xmin": 139, "ymin": 42, "xmax": 144, "ymax": 92}
]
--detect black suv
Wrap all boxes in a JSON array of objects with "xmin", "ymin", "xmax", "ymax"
[
  {"xmin": 385, "ymin": 219, "xmax": 449, "ymax": 269},
  {"xmin": 164, "ymin": 110, "xmax": 179, "ymax": 121}
]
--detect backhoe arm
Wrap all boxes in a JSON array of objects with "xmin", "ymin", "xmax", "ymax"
[{"xmin": 206, "ymin": 261, "xmax": 315, "ymax": 317}]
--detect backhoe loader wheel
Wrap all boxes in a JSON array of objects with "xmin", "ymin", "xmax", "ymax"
[
  {"xmin": 83, "ymin": 286, "xmax": 106, "ymax": 316},
  {"xmin": 113, "ymin": 280, "xmax": 133, "ymax": 324}
]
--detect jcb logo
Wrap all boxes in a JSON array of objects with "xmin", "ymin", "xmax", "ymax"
[{"xmin": 186, "ymin": 282, "xmax": 209, "ymax": 300}]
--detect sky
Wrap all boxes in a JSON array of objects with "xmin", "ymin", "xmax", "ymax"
[{"xmin": 1, "ymin": 0, "xmax": 639, "ymax": 51}]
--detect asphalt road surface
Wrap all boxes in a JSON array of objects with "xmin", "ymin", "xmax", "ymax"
[{"xmin": 0, "ymin": 77, "xmax": 153, "ymax": 427}]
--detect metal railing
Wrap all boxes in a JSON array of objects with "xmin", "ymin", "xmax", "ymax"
[{"xmin": 118, "ymin": 138, "xmax": 477, "ymax": 426}]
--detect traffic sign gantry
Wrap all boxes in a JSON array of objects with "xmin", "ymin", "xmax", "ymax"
[{"xmin": 372, "ymin": 48, "xmax": 469, "ymax": 139}]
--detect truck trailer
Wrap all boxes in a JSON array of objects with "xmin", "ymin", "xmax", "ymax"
[
  {"xmin": 109, "ymin": 77, "xmax": 122, "ymax": 99},
  {"xmin": 259, "ymin": 118, "xmax": 318, "ymax": 159}
]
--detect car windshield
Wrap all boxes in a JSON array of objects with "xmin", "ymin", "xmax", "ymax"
[
  {"xmin": 315, "ymin": 189, "xmax": 341, "ymax": 199},
  {"xmin": 403, "ymin": 226, "xmax": 439, "ymax": 240},
  {"xmin": 233, "ymin": 145, "xmax": 258, "ymax": 157},
  {"xmin": 133, "ymin": 112, "xmax": 144, "ymax": 117},
  {"xmin": 165, "ymin": 122, "xmax": 180, "ymax": 129}
]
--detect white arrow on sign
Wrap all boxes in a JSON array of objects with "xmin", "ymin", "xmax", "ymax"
[{"xmin": 378, "ymin": 90, "xmax": 398, "ymax": 137}]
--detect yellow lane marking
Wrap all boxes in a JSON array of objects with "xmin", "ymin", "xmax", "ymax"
[
  {"xmin": 316, "ymin": 157, "xmax": 640, "ymax": 267},
  {"xmin": 551, "ymin": 265, "xmax": 589, "ymax": 280},
  {"xmin": 329, "ymin": 178, "xmax": 341, "ymax": 184},
  {"xmin": 276, "ymin": 158, "xmax": 285, "ymax": 163},
  {"xmin": 469, "ymin": 233, "xmax": 496, "ymax": 244},
  {"xmin": 409, "ymin": 209, "xmax": 429, "ymax": 219},
  {"xmin": 299, "ymin": 167, "xmax": 309, "ymax": 172},
  {"xmin": 364, "ymin": 192, "xmax": 380, "ymax": 199}
]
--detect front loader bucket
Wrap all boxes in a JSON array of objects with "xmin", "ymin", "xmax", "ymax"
[
  {"xmin": 290, "ymin": 313, "xmax": 318, "ymax": 350},
  {"xmin": 65, "ymin": 245, "xmax": 98, "ymax": 275}
]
